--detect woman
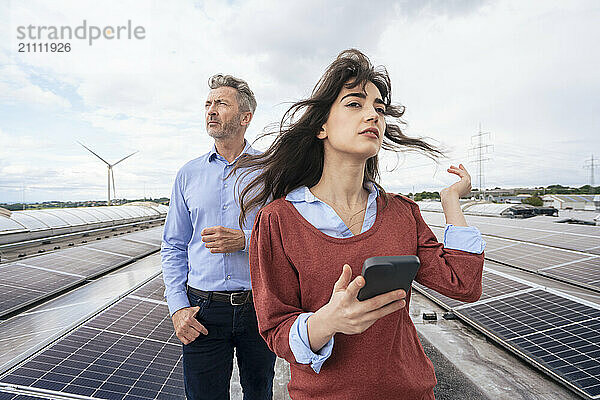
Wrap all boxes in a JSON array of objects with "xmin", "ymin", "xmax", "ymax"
[{"xmin": 234, "ymin": 49, "xmax": 485, "ymax": 399}]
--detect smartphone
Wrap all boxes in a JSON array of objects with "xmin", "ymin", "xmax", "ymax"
[{"xmin": 357, "ymin": 256, "xmax": 420, "ymax": 301}]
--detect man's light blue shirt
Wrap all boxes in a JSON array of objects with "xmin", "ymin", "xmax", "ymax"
[
  {"xmin": 161, "ymin": 140, "xmax": 260, "ymax": 316},
  {"xmin": 285, "ymin": 184, "xmax": 486, "ymax": 373}
]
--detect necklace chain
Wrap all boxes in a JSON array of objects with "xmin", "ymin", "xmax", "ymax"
[{"xmin": 315, "ymin": 191, "xmax": 369, "ymax": 231}]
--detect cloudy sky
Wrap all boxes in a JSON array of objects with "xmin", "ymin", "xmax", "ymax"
[{"xmin": 0, "ymin": 0, "xmax": 598, "ymax": 203}]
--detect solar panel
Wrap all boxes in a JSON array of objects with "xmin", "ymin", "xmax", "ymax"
[
  {"xmin": 0, "ymin": 294, "xmax": 184, "ymax": 400},
  {"xmin": 0, "ymin": 327, "xmax": 64, "ymax": 376},
  {"xmin": 87, "ymin": 238, "xmax": 158, "ymax": 258},
  {"xmin": 589, "ymin": 247, "xmax": 600, "ymax": 256},
  {"xmin": 413, "ymin": 269, "xmax": 533, "ymax": 310},
  {"xmin": 457, "ymin": 290, "xmax": 600, "ymax": 398},
  {"xmin": 544, "ymin": 234, "xmax": 600, "ymax": 254},
  {"xmin": 541, "ymin": 257, "xmax": 600, "ymax": 291},
  {"xmin": 17, "ymin": 248, "xmax": 129, "ymax": 278},
  {"xmin": 130, "ymin": 276, "xmax": 166, "ymax": 302},
  {"xmin": 508, "ymin": 248, "xmax": 588, "ymax": 271},
  {"xmin": 0, "ymin": 264, "xmax": 84, "ymax": 317},
  {"xmin": 124, "ymin": 228, "xmax": 163, "ymax": 246},
  {"xmin": 458, "ymin": 290, "xmax": 598, "ymax": 339},
  {"xmin": 493, "ymin": 229, "xmax": 551, "ymax": 242},
  {"xmin": 85, "ymin": 297, "xmax": 178, "ymax": 345},
  {"xmin": 420, "ymin": 210, "xmax": 600, "ymax": 254},
  {"xmin": 484, "ymin": 242, "xmax": 591, "ymax": 272},
  {"xmin": 60, "ymin": 246, "xmax": 131, "ymax": 267},
  {"xmin": 483, "ymin": 243, "xmax": 546, "ymax": 271},
  {"xmin": 476, "ymin": 236, "xmax": 517, "ymax": 252},
  {"xmin": 511, "ymin": 319, "xmax": 600, "ymax": 398},
  {"xmin": 0, "ymin": 394, "xmax": 49, "ymax": 400},
  {"xmin": 425, "ymin": 214, "xmax": 600, "ymax": 295},
  {"xmin": 0, "ymin": 327, "xmax": 184, "ymax": 399},
  {"xmin": 0, "ymin": 236, "xmax": 159, "ymax": 317}
]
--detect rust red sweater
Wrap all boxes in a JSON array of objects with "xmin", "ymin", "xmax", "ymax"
[{"xmin": 249, "ymin": 194, "xmax": 484, "ymax": 400}]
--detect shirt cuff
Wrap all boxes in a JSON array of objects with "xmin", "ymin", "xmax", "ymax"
[
  {"xmin": 166, "ymin": 290, "xmax": 191, "ymax": 316},
  {"xmin": 443, "ymin": 224, "xmax": 486, "ymax": 254},
  {"xmin": 289, "ymin": 313, "xmax": 334, "ymax": 373},
  {"xmin": 243, "ymin": 229, "xmax": 252, "ymax": 252}
]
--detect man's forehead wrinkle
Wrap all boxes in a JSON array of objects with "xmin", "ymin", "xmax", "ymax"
[{"xmin": 207, "ymin": 90, "xmax": 236, "ymax": 104}]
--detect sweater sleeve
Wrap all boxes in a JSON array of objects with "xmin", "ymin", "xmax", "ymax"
[
  {"xmin": 408, "ymin": 199, "xmax": 484, "ymax": 303},
  {"xmin": 249, "ymin": 209, "xmax": 304, "ymax": 365}
]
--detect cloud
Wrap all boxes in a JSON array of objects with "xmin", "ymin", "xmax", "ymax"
[
  {"xmin": 0, "ymin": 63, "xmax": 71, "ymax": 109},
  {"xmin": 0, "ymin": 0, "xmax": 598, "ymax": 202}
]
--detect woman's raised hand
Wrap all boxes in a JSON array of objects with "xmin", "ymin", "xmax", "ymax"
[
  {"xmin": 310, "ymin": 264, "xmax": 406, "ymax": 341},
  {"xmin": 440, "ymin": 163, "xmax": 472, "ymax": 199}
]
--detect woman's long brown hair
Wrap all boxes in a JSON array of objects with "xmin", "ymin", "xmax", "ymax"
[{"xmin": 233, "ymin": 49, "xmax": 442, "ymax": 227}]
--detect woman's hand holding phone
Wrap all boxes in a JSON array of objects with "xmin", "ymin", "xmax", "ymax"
[{"xmin": 306, "ymin": 264, "xmax": 406, "ymax": 352}]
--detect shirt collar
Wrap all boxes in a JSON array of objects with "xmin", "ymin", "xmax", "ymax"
[
  {"xmin": 286, "ymin": 182, "xmax": 379, "ymax": 203},
  {"xmin": 208, "ymin": 139, "xmax": 251, "ymax": 164}
]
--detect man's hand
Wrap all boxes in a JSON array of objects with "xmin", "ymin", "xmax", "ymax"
[
  {"xmin": 201, "ymin": 226, "xmax": 245, "ymax": 253},
  {"xmin": 172, "ymin": 306, "xmax": 208, "ymax": 345}
]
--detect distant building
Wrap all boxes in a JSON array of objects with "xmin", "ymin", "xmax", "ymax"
[
  {"xmin": 417, "ymin": 201, "xmax": 557, "ymax": 218},
  {"xmin": 542, "ymin": 194, "xmax": 600, "ymax": 211},
  {"xmin": 464, "ymin": 203, "xmax": 538, "ymax": 218},
  {"xmin": 470, "ymin": 188, "xmax": 540, "ymax": 198},
  {"xmin": 488, "ymin": 194, "xmax": 532, "ymax": 204},
  {"xmin": 470, "ymin": 188, "xmax": 541, "ymax": 203}
]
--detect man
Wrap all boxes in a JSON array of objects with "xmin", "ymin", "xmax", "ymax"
[{"xmin": 161, "ymin": 74, "xmax": 276, "ymax": 400}]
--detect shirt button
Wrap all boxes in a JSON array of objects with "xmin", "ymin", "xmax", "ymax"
[
  {"xmin": 224, "ymin": 184, "xmax": 228, "ymax": 188},
  {"xmin": 222, "ymin": 205, "xmax": 227, "ymax": 210},
  {"xmin": 226, "ymin": 275, "xmax": 231, "ymax": 280}
]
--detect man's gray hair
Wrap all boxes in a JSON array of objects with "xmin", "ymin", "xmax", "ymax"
[{"xmin": 208, "ymin": 74, "xmax": 257, "ymax": 114}]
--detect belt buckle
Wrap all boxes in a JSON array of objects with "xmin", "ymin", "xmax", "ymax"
[{"xmin": 230, "ymin": 292, "xmax": 248, "ymax": 306}]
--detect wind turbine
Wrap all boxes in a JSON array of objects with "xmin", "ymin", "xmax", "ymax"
[{"xmin": 78, "ymin": 141, "xmax": 138, "ymax": 206}]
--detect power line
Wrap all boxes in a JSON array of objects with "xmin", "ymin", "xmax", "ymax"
[
  {"xmin": 584, "ymin": 154, "xmax": 599, "ymax": 186},
  {"xmin": 468, "ymin": 123, "xmax": 493, "ymax": 199}
]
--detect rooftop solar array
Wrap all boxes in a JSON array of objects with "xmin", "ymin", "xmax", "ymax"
[
  {"xmin": 85, "ymin": 297, "xmax": 178, "ymax": 345},
  {"xmin": 130, "ymin": 275, "xmax": 166, "ymax": 302},
  {"xmin": 460, "ymin": 291, "xmax": 600, "ymax": 399},
  {"xmin": 122, "ymin": 229, "xmax": 163, "ymax": 247},
  {"xmin": 15, "ymin": 248, "xmax": 130, "ymax": 277},
  {"xmin": 427, "ymin": 217, "xmax": 600, "ymax": 292},
  {"xmin": 414, "ymin": 272, "xmax": 600, "ymax": 399},
  {"xmin": 0, "ymin": 275, "xmax": 184, "ymax": 400},
  {"xmin": 484, "ymin": 241, "xmax": 600, "ymax": 292},
  {"xmin": 0, "ymin": 394, "xmax": 48, "ymax": 399},
  {"xmin": 0, "ymin": 228, "xmax": 163, "ymax": 317},
  {"xmin": 0, "ymin": 264, "xmax": 84, "ymax": 317},
  {"xmin": 86, "ymin": 237, "xmax": 157, "ymax": 258},
  {"xmin": 541, "ymin": 258, "xmax": 600, "ymax": 290},
  {"xmin": 413, "ymin": 269, "xmax": 533, "ymax": 310},
  {"xmin": 420, "ymin": 209, "xmax": 600, "ymax": 254}
]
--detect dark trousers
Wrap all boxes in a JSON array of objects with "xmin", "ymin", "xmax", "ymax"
[{"xmin": 183, "ymin": 290, "xmax": 276, "ymax": 400}]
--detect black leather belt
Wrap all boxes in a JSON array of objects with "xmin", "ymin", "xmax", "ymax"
[{"xmin": 187, "ymin": 286, "xmax": 252, "ymax": 306}]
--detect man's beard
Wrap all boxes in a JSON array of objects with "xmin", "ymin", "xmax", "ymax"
[{"xmin": 207, "ymin": 114, "xmax": 241, "ymax": 139}]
